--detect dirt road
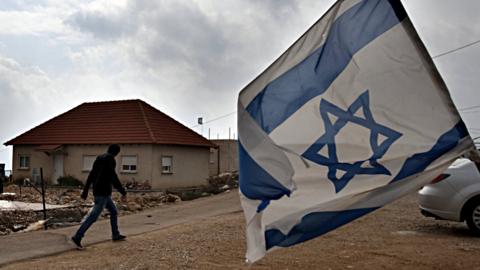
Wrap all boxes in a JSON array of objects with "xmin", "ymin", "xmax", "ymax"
[{"xmin": 3, "ymin": 192, "xmax": 480, "ymax": 270}]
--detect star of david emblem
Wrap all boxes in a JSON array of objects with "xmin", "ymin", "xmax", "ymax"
[{"xmin": 302, "ymin": 90, "xmax": 402, "ymax": 193}]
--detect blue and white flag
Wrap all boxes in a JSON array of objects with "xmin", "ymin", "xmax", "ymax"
[{"xmin": 238, "ymin": 0, "xmax": 474, "ymax": 263}]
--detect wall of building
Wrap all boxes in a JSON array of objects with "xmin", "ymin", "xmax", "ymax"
[
  {"xmin": 11, "ymin": 143, "xmax": 210, "ymax": 189},
  {"xmin": 209, "ymin": 139, "xmax": 238, "ymax": 176},
  {"xmin": 64, "ymin": 144, "xmax": 155, "ymax": 186},
  {"xmin": 151, "ymin": 144, "xmax": 210, "ymax": 189},
  {"xmin": 65, "ymin": 143, "xmax": 210, "ymax": 189},
  {"xmin": 11, "ymin": 145, "xmax": 54, "ymax": 183}
]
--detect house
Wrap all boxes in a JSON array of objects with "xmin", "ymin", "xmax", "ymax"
[
  {"xmin": 209, "ymin": 139, "xmax": 238, "ymax": 176},
  {"xmin": 4, "ymin": 100, "xmax": 215, "ymax": 189}
]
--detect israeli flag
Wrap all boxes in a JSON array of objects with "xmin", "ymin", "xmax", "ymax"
[{"xmin": 238, "ymin": 0, "xmax": 475, "ymax": 263}]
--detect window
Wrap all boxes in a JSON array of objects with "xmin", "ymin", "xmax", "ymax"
[
  {"xmin": 162, "ymin": 156, "xmax": 173, "ymax": 174},
  {"xmin": 121, "ymin": 156, "xmax": 137, "ymax": 173},
  {"xmin": 82, "ymin": 155, "xmax": 96, "ymax": 171},
  {"xmin": 19, "ymin": 155, "xmax": 30, "ymax": 169}
]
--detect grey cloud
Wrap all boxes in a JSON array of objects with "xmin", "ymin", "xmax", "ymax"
[
  {"xmin": 3, "ymin": 0, "xmax": 480, "ymax": 166},
  {"xmin": 62, "ymin": 0, "xmax": 310, "ymax": 97},
  {"xmin": 65, "ymin": 9, "xmax": 132, "ymax": 40},
  {"xmin": 403, "ymin": 0, "xmax": 480, "ymax": 55},
  {"xmin": 247, "ymin": 0, "xmax": 299, "ymax": 20},
  {"xmin": 0, "ymin": 0, "xmax": 323, "ymax": 168},
  {"xmin": 139, "ymin": 2, "xmax": 228, "ymax": 68},
  {"xmin": 125, "ymin": 0, "xmax": 309, "ymax": 95},
  {"xmin": 0, "ymin": 56, "xmax": 47, "ymax": 143}
]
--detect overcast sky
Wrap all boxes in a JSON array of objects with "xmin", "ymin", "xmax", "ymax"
[{"xmin": 0, "ymin": 0, "xmax": 479, "ymax": 170}]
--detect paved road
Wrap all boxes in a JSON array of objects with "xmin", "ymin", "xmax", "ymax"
[{"xmin": 0, "ymin": 191, "xmax": 241, "ymax": 266}]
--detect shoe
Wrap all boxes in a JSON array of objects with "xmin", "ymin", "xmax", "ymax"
[
  {"xmin": 71, "ymin": 236, "xmax": 84, "ymax": 250},
  {"xmin": 112, "ymin": 234, "xmax": 126, "ymax": 241}
]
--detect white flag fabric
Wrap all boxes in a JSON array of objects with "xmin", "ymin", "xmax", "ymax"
[{"xmin": 238, "ymin": 0, "xmax": 474, "ymax": 263}]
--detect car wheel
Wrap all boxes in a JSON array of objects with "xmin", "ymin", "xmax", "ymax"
[{"xmin": 466, "ymin": 199, "xmax": 480, "ymax": 236}]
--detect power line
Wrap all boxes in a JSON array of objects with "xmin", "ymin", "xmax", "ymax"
[
  {"xmin": 194, "ymin": 102, "xmax": 480, "ymax": 130},
  {"xmin": 458, "ymin": 104, "xmax": 480, "ymax": 112},
  {"xmin": 432, "ymin": 38, "xmax": 480, "ymax": 59},
  {"xmin": 460, "ymin": 109, "xmax": 480, "ymax": 115},
  {"xmin": 189, "ymin": 38, "xmax": 480, "ymax": 130},
  {"xmin": 190, "ymin": 111, "xmax": 237, "ymax": 128},
  {"xmin": 469, "ymin": 129, "xmax": 480, "ymax": 135}
]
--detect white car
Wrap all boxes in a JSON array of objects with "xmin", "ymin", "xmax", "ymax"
[{"xmin": 418, "ymin": 158, "xmax": 480, "ymax": 235}]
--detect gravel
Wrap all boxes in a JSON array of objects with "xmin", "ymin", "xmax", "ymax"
[{"xmin": 2, "ymin": 192, "xmax": 480, "ymax": 269}]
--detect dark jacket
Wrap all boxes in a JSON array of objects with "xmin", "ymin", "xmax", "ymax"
[{"xmin": 82, "ymin": 153, "xmax": 126, "ymax": 197}]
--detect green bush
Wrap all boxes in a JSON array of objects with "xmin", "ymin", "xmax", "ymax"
[{"xmin": 57, "ymin": 175, "xmax": 84, "ymax": 187}]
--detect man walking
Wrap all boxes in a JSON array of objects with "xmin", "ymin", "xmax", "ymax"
[{"xmin": 71, "ymin": 144, "xmax": 127, "ymax": 249}]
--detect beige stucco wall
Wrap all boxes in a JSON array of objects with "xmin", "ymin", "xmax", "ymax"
[
  {"xmin": 151, "ymin": 144, "xmax": 210, "ymax": 189},
  {"xmin": 209, "ymin": 139, "xmax": 238, "ymax": 176},
  {"xmin": 64, "ymin": 144, "xmax": 154, "ymax": 185},
  {"xmin": 11, "ymin": 145, "xmax": 54, "ymax": 183},
  {"xmin": 11, "ymin": 144, "xmax": 210, "ymax": 189}
]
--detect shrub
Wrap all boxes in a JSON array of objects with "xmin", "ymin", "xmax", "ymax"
[
  {"xmin": 13, "ymin": 177, "xmax": 25, "ymax": 186},
  {"xmin": 57, "ymin": 175, "xmax": 84, "ymax": 187}
]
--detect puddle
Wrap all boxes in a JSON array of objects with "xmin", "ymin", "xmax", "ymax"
[{"xmin": 0, "ymin": 200, "xmax": 71, "ymax": 211}]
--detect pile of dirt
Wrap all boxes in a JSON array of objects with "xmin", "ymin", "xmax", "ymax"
[
  {"xmin": 206, "ymin": 171, "xmax": 239, "ymax": 194},
  {"xmin": 0, "ymin": 185, "xmax": 182, "ymax": 236},
  {"xmin": 0, "ymin": 173, "xmax": 238, "ymax": 236},
  {"xmin": 125, "ymin": 180, "xmax": 152, "ymax": 190},
  {"xmin": 0, "ymin": 208, "xmax": 84, "ymax": 235},
  {"xmin": 0, "ymin": 211, "xmax": 38, "ymax": 235}
]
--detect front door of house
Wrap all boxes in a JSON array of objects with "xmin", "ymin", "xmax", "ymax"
[{"xmin": 52, "ymin": 154, "xmax": 64, "ymax": 184}]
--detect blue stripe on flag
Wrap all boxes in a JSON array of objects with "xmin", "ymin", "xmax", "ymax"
[
  {"xmin": 392, "ymin": 121, "xmax": 469, "ymax": 182},
  {"xmin": 265, "ymin": 207, "xmax": 378, "ymax": 250},
  {"xmin": 246, "ymin": 0, "xmax": 407, "ymax": 134},
  {"xmin": 239, "ymin": 142, "xmax": 291, "ymax": 202}
]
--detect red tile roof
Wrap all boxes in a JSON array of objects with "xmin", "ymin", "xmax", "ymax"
[{"xmin": 4, "ymin": 99, "xmax": 213, "ymax": 147}]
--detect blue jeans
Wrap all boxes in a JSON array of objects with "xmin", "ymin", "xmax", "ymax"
[{"xmin": 74, "ymin": 196, "xmax": 120, "ymax": 239}]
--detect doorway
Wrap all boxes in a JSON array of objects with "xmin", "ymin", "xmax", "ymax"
[{"xmin": 52, "ymin": 154, "xmax": 64, "ymax": 184}]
